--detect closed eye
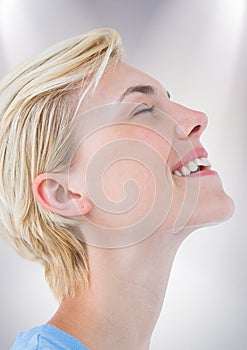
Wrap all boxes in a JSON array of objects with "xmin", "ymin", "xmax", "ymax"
[{"xmin": 133, "ymin": 105, "xmax": 154, "ymax": 117}]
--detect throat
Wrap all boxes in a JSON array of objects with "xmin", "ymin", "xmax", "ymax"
[{"xmin": 48, "ymin": 235, "xmax": 182, "ymax": 350}]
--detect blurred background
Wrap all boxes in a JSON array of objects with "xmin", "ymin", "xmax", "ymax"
[{"xmin": 0, "ymin": 0, "xmax": 246, "ymax": 349}]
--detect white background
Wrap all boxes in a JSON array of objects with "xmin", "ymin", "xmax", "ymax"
[{"xmin": 0, "ymin": 0, "xmax": 246, "ymax": 349}]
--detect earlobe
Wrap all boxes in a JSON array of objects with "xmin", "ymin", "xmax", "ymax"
[{"xmin": 32, "ymin": 173, "xmax": 93, "ymax": 217}]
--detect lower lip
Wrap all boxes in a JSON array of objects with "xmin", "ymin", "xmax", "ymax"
[
  {"xmin": 185, "ymin": 170, "xmax": 218, "ymax": 177},
  {"xmin": 173, "ymin": 169, "xmax": 218, "ymax": 177}
]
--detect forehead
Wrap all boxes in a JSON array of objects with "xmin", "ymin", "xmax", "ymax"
[{"xmin": 82, "ymin": 61, "xmax": 162, "ymax": 109}]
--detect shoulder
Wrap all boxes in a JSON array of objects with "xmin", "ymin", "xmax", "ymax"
[
  {"xmin": 10, "ymin": 324, "xmax": 88, "ymax": 350},
  {"xmin": 10, "ymin": 334, "xmax": 51, "ymax": 350}
]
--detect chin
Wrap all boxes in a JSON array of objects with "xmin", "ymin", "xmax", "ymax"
[
  {"xmin": 186, "ymin": 189, "xmax": 235, "ymax": 230},
  {"xmin": 170, "ymin": 171, "xmax": 235, "ymax": 234}
]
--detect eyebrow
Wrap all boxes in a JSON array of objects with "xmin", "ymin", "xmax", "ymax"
[
  {"xmin": 119, "ymin": 85, "xmax": 156, "ymax": 102},
  {"xmin": 119, "ymin": 84, "xmax": 170, "ymax": 102}
]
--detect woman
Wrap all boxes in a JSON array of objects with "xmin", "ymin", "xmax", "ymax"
[{"xmin": 0, "ymin": 28, "xmax": 234, "ymax": 350}]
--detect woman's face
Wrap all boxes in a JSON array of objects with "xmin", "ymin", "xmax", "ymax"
[{"xmin": 70, "ymin": 61, "xmax": 234, "ymax": 247}]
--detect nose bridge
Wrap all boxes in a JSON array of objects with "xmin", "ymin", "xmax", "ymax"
[{"xmin": 174, "ymin": 103, "xmax": 208, "ymax": 138}]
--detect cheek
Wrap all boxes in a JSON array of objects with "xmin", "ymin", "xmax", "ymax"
[
  {"xmin": 134, "ymin": 126, "xmax": 172, "ymax": 161},
  {"xmin": 91, "ymin": 150, "xmax": 173, "ymax": 230},
  {"xmin": 79, "ymin": 123, "xmax": 174, "ymax": 231},
  {"xmin": 102, "ymin": 159, "xmax": 156, "ymax": 220}
]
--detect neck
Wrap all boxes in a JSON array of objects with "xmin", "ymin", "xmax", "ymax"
[{"xmin": 48, "ymin": 230, "xmax": 188, "ymax": 350}]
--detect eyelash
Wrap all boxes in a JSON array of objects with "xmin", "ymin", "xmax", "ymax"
[{"xmin": 133, "ymin": 105, "xmax": 154, "ymax": 117}]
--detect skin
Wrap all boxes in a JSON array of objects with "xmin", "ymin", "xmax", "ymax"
[{"xmin": 33, "ymin": 61, "xmax": 234, "ymax": 350}]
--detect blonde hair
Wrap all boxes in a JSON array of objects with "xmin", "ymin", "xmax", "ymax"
[{"xmin": 0, "ymin": 28, "xmax": 124, "ymax": 300}]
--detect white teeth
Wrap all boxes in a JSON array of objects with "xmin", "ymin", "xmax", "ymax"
[
  {"xmin": 173, "ymin": 157, "xmax": 211, "ymax": 176},
  {"xmin": 200, "ymin": 157, "xmax": 211, "ymax": 166},
  {"xmin": 195, "ymin": 158, "xmax": 204, "ymax": 166},
  {"xmin": 181, "ymin": 166, "xmax": 190, "ymax": 176},
  {"xmin": 195, "ymin": 157, "xmax": 211, "ymax": 166},
  {"xmin": 187, "ymin": 160, "xmax": 199, "ymax": 172}
]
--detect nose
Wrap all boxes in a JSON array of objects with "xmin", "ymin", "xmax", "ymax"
[{"xmin": 173, "ymin": 103, "xmax": 208, "ymax": 139}]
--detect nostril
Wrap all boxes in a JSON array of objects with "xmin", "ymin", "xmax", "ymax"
[{"xmin": 190, "ymin": 125, "xmax": 201, "ymax": 134}]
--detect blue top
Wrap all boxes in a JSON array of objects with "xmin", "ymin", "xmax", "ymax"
[{"xmin": 10, "ymin": 324, "xmax": 89, "ymax": 350}]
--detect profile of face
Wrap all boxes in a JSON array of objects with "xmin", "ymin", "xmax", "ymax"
[{"xmin": 34, "ymin": 61, "xmax": 234, "ymax": 248}]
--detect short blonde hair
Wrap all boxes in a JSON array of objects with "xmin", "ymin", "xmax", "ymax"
[{"xmin": 0, "ymin": 28, "xmax": 124, "ymax": 300}]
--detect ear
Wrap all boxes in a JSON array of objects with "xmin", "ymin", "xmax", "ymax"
[{"xmin": 32, "ymin": 173, "xmax": 93, "ymax": 217}]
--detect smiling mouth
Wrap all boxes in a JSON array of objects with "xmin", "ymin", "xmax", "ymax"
[{"xmin": 172, "ymin": 157, "xmax": 211, "ymax": 176}]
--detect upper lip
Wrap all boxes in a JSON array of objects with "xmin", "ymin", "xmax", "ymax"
[{"xmin": 172, "ymin": 147, "xmax": 208, "ymax": 172}]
